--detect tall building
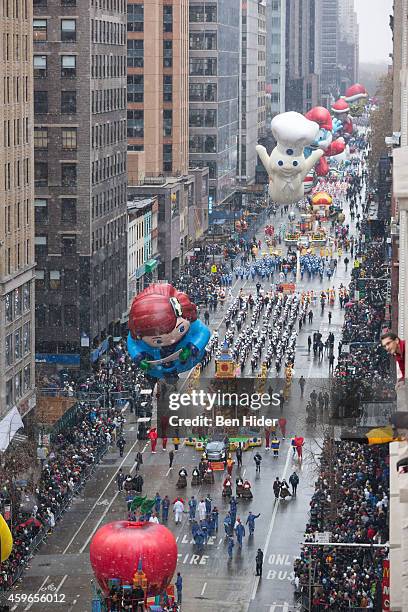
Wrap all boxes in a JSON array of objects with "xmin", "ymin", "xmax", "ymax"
[
  {"xmin": 285, "ymin": 0, "xmax": 321, "ymax": 113},
  {"xmin": 127, "ymin": 0, "xmax": 189, "ymax": 175},
  {"xmin": 0, "ymin": 1, "xmax": 36, "ymax": 417},
  {"xmin": 127, "ymin": 0, "xmax": 209, "ymax": 281},
  {"xmin": 266, "ymin": 0, "xmax": 286, "ymax": 120},
  {"xmin": 237, "ymin": 0, "xmax": 267, "ymax": 184},
  {"xmin": 337, "ymin": 0, "xmax": 359, "ymax": 94},
  {"xmin": 33, "ymin": 0, "xmax": 128, "ymax": 368},
  {"xmin": 320, "ymin": 0, "xmax": 339, "ymax": 107},
  {"xmin": 189, "ymin": 0, "xmax": 240, "ymax": 207}
]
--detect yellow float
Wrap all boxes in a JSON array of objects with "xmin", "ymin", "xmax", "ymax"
[{"xmin": 0, "ymin": 514, "xmax": 13, "ymax": 562}]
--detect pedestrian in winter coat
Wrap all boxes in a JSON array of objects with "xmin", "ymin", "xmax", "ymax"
[
  {"xmin": 273, "ymin": 477, "xmax": 281, "ymax": 500},
  {"xmin": 256, "ymin": 549, "xmax": 264, "ymax": 576},
  {"xmin": 289, "ymin": 472, "xmax": 299, "ymax": 496}
]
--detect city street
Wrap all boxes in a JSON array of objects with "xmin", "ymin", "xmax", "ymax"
[{"xmin": 8, "ymin": 201, "xmax": 358, "ymax": 612}]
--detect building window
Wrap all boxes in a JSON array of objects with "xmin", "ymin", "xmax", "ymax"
[
  {"xmin": 62, "ymin": 127, "xmax": 77, "ymax": 150},
  {"xmin": 5, "ymin": 335, "xmax": 12, "ymax": 367},
  {"xmin": 189, "ymin": 109, "xmax": 217, "ymax": 128},
  {"xmin": 33, "ymin": 19, "xmax": 47, "ymax": 42},
  {"xmin": 61, "ymin": 55, "xmax": 76, "ymax": 78},
  {"xmin": 34, "ymin": 198, "xmax": 48, "ymax": 223},
  {"xmin": 34, "ymin": 161, "xmax": 48, "ymax": 187},
  {"xmin": 163, "ymin": 5, "xmax": 173, "ymax": 32},
  {"xmin": 189, "ymin": 83, "xmax": 217, "ymax": 102},
  {"xmin": 189, "ymin": 4, "xmax": 217, "ymax": 22},
  {"xmin": 34, "ymin": 127, "xmax": 48, "ymax": 149},
  {"xmin": 189, "ymin": 32, "xmax": 217, "ymax": 50},
  {"xmin": 61, "ymin": 19, "xmax": 76, "ymax": 42},
  {"xmin": 36, "ymin": 269, "xmax": 46, "ymax": 290},
  {"xmin": 163, "ymin": 40, "xmax": 172, "ymax": 68},
  {"xmin": 5, "ymin": 293, "xmax": 13, "ymax": 323},
  {"xmin": 35, "ymin": 236, "xmax": 48, "ymax": 257},
  {"xmin": 6, "ymin": 379, "xmax": 13, "ymax": 408},
  {"xmin": 23, "ymin": 365, "xmax": 31, "ymax": 392},
  {"xmin": 23, "ymin": 282, "xmax": 31, "ymax": 311},
  {"xmin": 189, "ymin": 58, "xmax": 217, "ymax": 76},
  {"xmin": 61, "ymin": 163, "xmax": 77, "ymax": 187},
  {"xmin": 127, "ymin": 110, "xmax": 144, "ymax": 138},
  {"xmin": 13, "ymin": 288, "xmax": 20, "ymax": 316},
  {"xmin": 34, "ymin": 91, "xmax": 48, "ymax": 114},
  {"xmin": 23, "ymin": 322, "xmax": 31, "ymax": 354},
  {"xmin": 35, "ymin": 303, "xmax": 47, "ymax": 326},
  {"xmin": 127, "ymin": 75, "xmax": 143, "ymax": 103},
  {"xmin": 61, "ymin": 90, "xmax": 77, "ymax": 113},
  {"xmin": 127, "ymin": 39, "xmax": 144, "ymax": 68},
  {"xmin": 64, "ymin": 304, "xmax": 78, "ymax": 326},
  {"xmin": 61, "ymin": 235, "xmax": 76, "ymax": 255},
  {"xmin": 14, "ymin": 329, "xmax": 22, "ymax": 361},
  {"xmin": 15, "ymin": 371, "xmax": 22, "ymax": 399},
  {"xmin": 127, "ymin": 3, "xmax": 143, "ymax": 31},
  {"xmin": 64, "ymin": 269, "xmax": 77, "ymax": 290},
  {"xmin": 61, "ymin": 198, "xmax": 77, "ymax": 222},
  {"xmin": 34, "ymin": 55, "xmax": 47, "ymax": 78},
  {"xmin": 163, "ymin": 109, "xmax": 172, "ymax": 136},
  {"xmin": 163, "ymin": 75, "xmax": 172, "ymax": 102},
  {"xmin": 49, "ymin": 305, "xmax": 62, "ymax": 326},
  {"xmin": 49, "ymin": 270, "xmax": 61, "ymax": 289},
  {"xmin": 163, "ymin": 144, "xmax": 172, "ymax": 172}
]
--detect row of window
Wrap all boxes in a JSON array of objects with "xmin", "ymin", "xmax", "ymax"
[
  {"xmin": 2, "ymin": 31, "xmax": 29, "ymax": 63},
  {"xmin": 35, "ymin": 234, "xmax": 77, "ymax": 257},
  {"xmin": 189, "ymin": 32, "xmax": 217, "ymax": 51},
  {"xmin": 91, "ymin": 87, "xmax": 126, "ymax": 114},
  {"xmin": 34, "ymin": 54, "xmax": 77, "ymax": 78},
  {"xmin": 34, "ymin": 18, "xmax": 76, "ymax": 43},
  {"xmin": 92, "ymin": 215, "xmax": 127, "ymax": 251},
  {"xmin": 91, "ymin": 182, "xmax": 126, "ymax": 220},
  {"xmin": 5, "ymin": 366, "xmax": 31, "ymax": 409},
  {"xmin": 1, "ymin": 0, "xmax": 29, "ymax": 20},
  {"xmin": 92, "ymin": 119, "xmax": 127, "ymax": 149},
  {"xmin": 91, "ymin": 54, "xmax": 126, "ymax": 78},
  {"xmin": 3, "ymin": 75, "xmax": 30, "ymax": 106},
  {"xmin": 189, "ymin": 109, "xmax": 217, "ymax": 128},
  {"xmin": 5, "ymin": 284, "xmax": 31, "ymax": 324},
  {"xmin": 127, "ymin": 108, "xmax": 173, "ymax": 139},
  {"xmin": 93, "ymin": 256, "xmax": 126, "ymax": 287},
  {"xmin": 4, "ymin": 200, "xmax": 30, "ymax": 235},
  {"xmin": 189, "ymin": 5, "xmax": 217, "ymax": 23},
  {"xmin": 5, "ymin": 323, "xmax": 31, "ymax": 368},
  {"xmin": 34, "ymin": 127, "xmax": 77, "ymax": 150},
  {"xmin": 3, "ymin": 117, "xmax": 30, "ymax": 148},
  {"xmin": 189, "ymin": 58, "xmax": 217, "ymax": 76},
  {"xmin": 127, "ymin": 40, "xmax": 173, "ymax": 69},
  {"xmin": 35, "ymin": 198, "xmax": 77, "ymax": 225},
  {"xmin": 4, "ymin": 159, "xmax": 30, "ymax": 191},
  {"xmin": 34, "ymin": 90, "xmax": 76, "ymax": 114},
  {"xmin": 189, "ymin": 134, "xmax": 217, "ymax": 154},
  {"xmin": 91, "ymin": 152, "xmax": 126, "ymax": 185},
  {"xmin": 127, "ymin": 4, "xmax": 173, "ymax": 33},
  {"xmin": 34, "ymin": 0, "xmax": 76, "ymax": 6},
  {"xmin": 35, "ymin": 161, "xmax": 77, "ymax": 188},
  {"xmin": 189, "ymin": 83, "xmax": 217, "ymax": 102},
  {"xmin": 36, "ymin": 268, "xmax": 77, "ymax": 291},
  {"xmin": 36, "ymin": 303, "xmax": 78, "ymax": 327},
  {"xmin": 91, "ymin": 19, "xmax": 126, "ymax": 45},
  {"xmin": 35, "ymin": 0, "xmax": 125, "ymax": 9},
  {"xmin": 4, "ymin": 241, "xmax": 31, "ymax": 277}
]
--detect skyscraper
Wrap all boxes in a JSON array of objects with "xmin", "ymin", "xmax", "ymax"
[
  {"xmin": 33, "ymin": 0, "xmax": 128, "ymax": 368},
  {"xmin": 127, "ymin": 0, "xmax": 209, "ymax": 282},
  {"xmin": 266, "ymin": 0, "xmax": 286, "ymax": 120},
  {"xmin": 320, "ymin": 0, "xmax": 339, "ymax": 107},
  {"xmin": 189, "ymin": 0, "xmax": 240, "ymax": 207},
  {"xmin": 285, "ymin": 0, "xmax": 321, "ymax": 113},
  {"xmin": 337, "ymin": 0, "xmax": 359, "ymax": 93},
  {"xmin": 0, "ymin": 1, "xmax": 36, "ymax": 417},
  {"xmin": 237, "ymin": 0, "xmax": 267, "ymax": 184}
]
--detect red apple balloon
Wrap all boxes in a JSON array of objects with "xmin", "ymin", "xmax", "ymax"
[{"xmin": 89, "ymin": 521, "xmax": 178, "ymax": 595}]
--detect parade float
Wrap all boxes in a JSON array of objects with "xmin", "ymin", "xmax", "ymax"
[
  {"xmin": 311, "ymin": 191, "xmax": 333, "ymax": 220},
  {"xmin": 90, "ymin": 520, "xmax": 178, "ymax": 610}
]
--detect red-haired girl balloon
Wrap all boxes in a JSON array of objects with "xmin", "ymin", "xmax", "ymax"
[{"xmin": 127, "ymin": 283, "xmax": 211, "ymax": 381}]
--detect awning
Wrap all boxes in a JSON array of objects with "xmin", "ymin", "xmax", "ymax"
[
  {"xmin": 0, "ymin": 407, "xmax": 24, "ymax": 453},
  {"xmin": 145, "ymin": 259, "xmax": 158, "ymax": 273}
]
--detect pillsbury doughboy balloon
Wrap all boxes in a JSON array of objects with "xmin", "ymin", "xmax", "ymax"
[{"xmin": 256, "ymin": 112, "xmax": 324, "ymax": 205}]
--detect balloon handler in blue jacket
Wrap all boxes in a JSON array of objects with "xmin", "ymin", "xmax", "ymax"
[{"xmin": 127, "ymin": 283, "xmax": 211, "ymax": 381}]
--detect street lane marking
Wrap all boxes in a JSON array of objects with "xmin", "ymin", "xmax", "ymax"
[
  {"xmin": 250, "ymin": 445, "xmax": 292, "ymax": 601},
  {"xmin": 201, "ymin": 582, "xmax": 207, "ymax": 596}
]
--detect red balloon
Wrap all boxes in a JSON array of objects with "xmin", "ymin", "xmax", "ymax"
[
  {"xmin": 305, "ymin": 106, "xmax": 332, "ymax": 132},
  {"xmin": 90, "ymin": 521, "xmax": 178, "ymax": 595}
]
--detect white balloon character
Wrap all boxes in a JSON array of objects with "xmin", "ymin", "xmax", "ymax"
[{"xmin": 256, "ymin": 112, "xmax": 324, "ymax": 205}]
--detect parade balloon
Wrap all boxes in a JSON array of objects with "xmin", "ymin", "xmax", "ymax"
[
  {"xmin": 0, "ymin": 514, "xmax": 13, "ymax": 562},
  {"xmin": 256, "ymin": 112, "xmax": 323, "ymax": 204},
  {"xmin": 89, "ymin": 521, "xmax": 178, "ymax": 596},
  {"xmin": 343, "ymin": 83, "xmax": 368, "ymax": 104},
  {"xmin": 127, "ymin": 283, "xmax": 211, "ymax": 380},
  {"xmin": 337, "ymin": 212, "xmax": 346, "ymax": 224}
]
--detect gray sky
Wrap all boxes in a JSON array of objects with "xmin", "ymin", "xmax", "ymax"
[{"xmin": 355, "ymin": 0, "xmax": 393, "ymax": 64}]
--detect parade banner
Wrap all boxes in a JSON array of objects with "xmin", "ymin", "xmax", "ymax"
[
  {"xmin": 209, "ymin": 461, "xmax": 225, "ymax": 471},
  {"xmin": 382, "ymin": 559, "xmax": 390, "ymax": 611}
]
